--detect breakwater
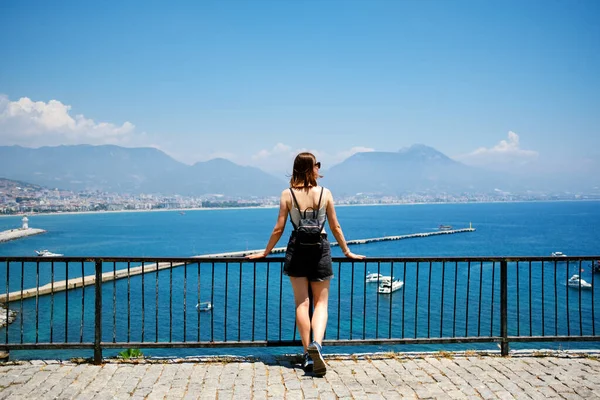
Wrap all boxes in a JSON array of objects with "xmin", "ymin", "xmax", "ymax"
[
  {"xmin": 0, "ymin": 260, "xmax": 186, "ymax": 303},
  {"xmin": 0, "ymin": 228, "xmax": 475, "ymax": 302},
  {"xmin": 0, "ymin": 305, "xmax": 16, "ymax": 328},
  {"xmin": 0, "ymin": 228, "xmax": 46, "ymax": 243},
  {"xmin": 202, "ymin": 227, "xmax": 476, "ymax": 257}
]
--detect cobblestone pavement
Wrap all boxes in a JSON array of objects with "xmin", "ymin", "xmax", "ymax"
[{"xmin": 1, "ymin": 354, "xmax": 599, "ymax": 399}]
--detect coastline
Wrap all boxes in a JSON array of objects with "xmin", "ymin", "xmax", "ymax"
[
  {"xmin": 0, "ymin": 205, "xmax": 278, "ymax": 218},
  {"xmin": 0, "ymin": 198, "xmax": 598, "ymax": 218}
]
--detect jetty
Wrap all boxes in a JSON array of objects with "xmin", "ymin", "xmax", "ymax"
[
  {"xmin": 0, "ymin": 228, "xmax": 475, "ymax": 302},
  {"xmin": 0, "ymin": 216, "xmax": 46, "ymax": 243},
  {"xmin": 202, "ymin": 227, "xmax": 476, "ymax": 258},
  {"xmin": 0, "ymin": 228, "xmax": 45, "ymax": 243},
  {"xmin": 0, "ymin": 261, "xmax": 187, "ymax": 303}
]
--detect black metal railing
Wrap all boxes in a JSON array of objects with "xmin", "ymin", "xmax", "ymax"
[{"xmin": 1, "ymin": 256, "xmax": 599, "ymax": 364}]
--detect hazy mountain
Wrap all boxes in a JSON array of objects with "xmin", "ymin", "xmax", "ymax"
[
  {"xmin": 171, "ymin": 158, "xmax": 285, "ymax": 197},
  {"xmin": 0, "ymin": 145, "xmax": 285, "ymax": 196},
  {"xmin": 0, "ymin": 177, "xmax": 45, "ymax": 192},
  {"xmin": 1, "ymin": 144, "xmax": 588, "ymax": 198},
  {"xmin": 320, "ymin": 144, "xmax": 511, "ymax": 196},
  {"xmin": 0, "ymin": 144, "xmax": 186, "ymax": 192}
]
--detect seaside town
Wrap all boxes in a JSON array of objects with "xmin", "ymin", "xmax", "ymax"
[{"xmin": 1, "ymin": 178, "xmax": 598, "ymax": 215}]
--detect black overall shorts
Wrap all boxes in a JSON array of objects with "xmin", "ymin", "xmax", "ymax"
[
  {"xmin": 283, "ymin": 187, "xmax": 333, "ymax": 282},
  {"xmin": 283, "ymin": 231, "xmax": 333, "ymax": 281}
]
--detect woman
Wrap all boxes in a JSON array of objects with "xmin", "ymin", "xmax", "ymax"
[{"xmin": 248, "ymin": 152, "xmax": 364, "ymax": 376}]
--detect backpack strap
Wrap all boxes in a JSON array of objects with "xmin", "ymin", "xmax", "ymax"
[
  {"xmin": 288, "ymin": 188, "xmax": 300, "ymax": 230},
  {"xmin": 314, "ymin": 187, "xmax": 324, "ymax": 218},
  {"xmin": 288, "ymin": 187, "xmax": 326, "ymax": 230},
  {"xmin": 316, "ymin": 187, "xmax": 326, "ymax": 231}
]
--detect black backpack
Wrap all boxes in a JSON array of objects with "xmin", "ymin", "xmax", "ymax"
[{"xmin": 289, "ymin": 187, "xmax": 326, "ymax": 254}]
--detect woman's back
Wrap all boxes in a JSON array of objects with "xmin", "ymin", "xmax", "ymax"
[
  {"xmin": 287, "ymin": 186, "xmax": 328, "ymax": 211},
  {"xmin": 288, "ymin": 186, "xmax": 328, "ymax": 230}
]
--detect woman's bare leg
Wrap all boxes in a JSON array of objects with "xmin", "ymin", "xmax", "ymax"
[
  {"xmin": 309, "ymin": 280, "xmax": 330, "ymax": 345},
  {"xmin": 289, "ymin": 277, "xmax": 311, "ymax": 351}
]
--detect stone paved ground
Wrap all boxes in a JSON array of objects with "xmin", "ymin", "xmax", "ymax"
[{"xmin": 1, "ymin": 353, "xmax": 600, "ymax": 399}]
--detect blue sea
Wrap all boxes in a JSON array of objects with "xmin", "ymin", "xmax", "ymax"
[{"xmin": 1, "ymin": 201, "xmax": 599, "ymax": 359}]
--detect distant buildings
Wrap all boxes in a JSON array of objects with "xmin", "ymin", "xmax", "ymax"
[{"xmin": 0, "ymin": 177, "xmax": 598, "ymax": 215}]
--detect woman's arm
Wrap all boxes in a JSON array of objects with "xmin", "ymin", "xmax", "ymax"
[
  {"xmin": 247, "ymin": 190, "xmax": 289, "ymax": 259},
  {"xmin": 326, "ymin": 190, "xmax": 365, "ymax": 260}
]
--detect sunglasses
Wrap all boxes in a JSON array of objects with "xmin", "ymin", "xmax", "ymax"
[{"xmin": 315, "ymin": 162, "xmax": 321, "ymax": 169}]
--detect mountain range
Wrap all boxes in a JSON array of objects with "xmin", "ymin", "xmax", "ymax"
[
  {"xmin": 0, "ymin": 145, "xmax": 284, "ymax": 197},
  {"xmin": 321, "ymin": 144, "xmax": 502, "ymax": 196},
  {"xmin": 0, "ymin": 144, "xmax": 585, "ymax": 197}
]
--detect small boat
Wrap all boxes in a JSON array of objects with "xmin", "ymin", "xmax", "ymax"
[
  {"xmin": 567, "ymin": 275, "xmax": 592, "ymax": 289},
  {"xmin": 35, "ymin": 249, "xmax": 64, "ymax": 257},
  {"xmin": 365, "ymin": 273, "xmax": 391, "ymax": 283},
  {"xmin": 551, "ymin": 251, "xmax": 567, "ymax": 257},
  {"xmin": 438, "ymin": 225, "xmax": 453, "ymax": 231},
  {"xmin": 378, "ymin": 279, "xmax": 404, "ymax": 294},
  {"xmin": 196, "ymin": 301, "xmax": 212, "ymax": 312}
]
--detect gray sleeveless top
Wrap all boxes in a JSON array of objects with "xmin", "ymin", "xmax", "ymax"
[{"xmin": 288, "ymin": 188, "xmax": 327, "ymax": 233}]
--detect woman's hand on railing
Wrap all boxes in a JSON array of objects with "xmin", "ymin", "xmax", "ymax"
[
  {"xmin": 344, "ymin": 251, "xmax": 366, "ymax": 260},
  {"xmin": 246, "ymin": 251, "xmax": 267, "ymax": 260}
]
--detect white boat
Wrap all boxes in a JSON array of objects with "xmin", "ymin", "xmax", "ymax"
[
  {"xmin": 551, "ymin": 252, "xmax": 567, "ymax": 257},
  {"xmin": 568, "ymin": 275, "xmax": 592, "ymax": 289},
  {"xmin": 196, "ymin": 301, "xmax": 213, "ymax": 312},
  {"xmin": 35, "ymin": 249, "xmax": 64, "ymax": 257},
  {"xmin": 365, "ymin": 273, "xmax": 391, "ymax": 283},
  {"xmin": 378, "ymin": 279, "xmax": 404, "ymax": 294}
]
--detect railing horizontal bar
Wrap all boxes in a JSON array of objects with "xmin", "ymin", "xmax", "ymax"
[
  {"xmin": 0, "ymin": 344, "xmax": 94, "ymax": 350},
  {"xmin": 100, "ymin": 340, "xmax": 304, "ymax": 348},
  {"xmin": 97, "ymin": 337, "xmax": 504, "ymax": 347},
  {"xmin": 1, "ymin": 256, "xmax": 598, "ymax": 263},
  {"xmin": 100, "ymin": 338, "xmax": 504, "ymax": 348},
  {"xmin": 325, "ymin": 337, "xmax": 503, "ymax": 346},
  {"xmin": 507, "ymin": 336, "xmax": 600, "ymax": 342},
  {"xmin": 3, "ymin": 335, "xmax": 598, "ymax": 351}
]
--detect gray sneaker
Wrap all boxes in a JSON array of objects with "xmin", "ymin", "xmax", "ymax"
[
  {"xmin": 307, "ymin": 341, "xmax": 326, "ymax": 376},
  {"xmin": 302, "ymin": 352, "xmax": 313, "ymax": 371}
]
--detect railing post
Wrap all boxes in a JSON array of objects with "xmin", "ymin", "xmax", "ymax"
[
  {"xmin": 500, "ymin": 260, "xmax": 509, "ymax": 356},
  {"xmin": 94, "ymin": 259, "xmax": 103, "ymax": 365}
]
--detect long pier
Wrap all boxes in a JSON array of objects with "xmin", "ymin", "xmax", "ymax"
[
  {"xmin": 0, "ymin": 261, "xmax": 187, "ymax": 303},
  {"xmin": 0, "ymin": 228, "xmax": 474, "ymax": 302},
  {"xmin": 201, "ymin": 227, "xmax": 476, "ymax": 257}
]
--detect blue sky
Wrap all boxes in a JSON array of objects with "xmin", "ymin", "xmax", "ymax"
[{"xmin": 0, "ymin": 0, "xmax": 598, "ymax": 176}]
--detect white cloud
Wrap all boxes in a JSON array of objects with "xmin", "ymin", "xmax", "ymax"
[
  {"xmin": 0, "ymin": 94, "xmax": 142, "ymax": 146},
  {"xmin": 249, "ymin": 143, "xmax": 297, "ymax": 176},
  {"xmin": 471, "ymin": 131, "xmax": 537, "ymax": 157},
  {"xmin": 251, "ymin": 142, "xmax": 293, "ymax": 160},
  {"xmin": 458, "ymin": 131, "xmax": 538, "ymax": 168},
  {"xmin": 332, "ymin": 146, "xmax": 375, "ymax": 164},
  {"xmin": 248, "ymin": 143, "xmax": 375, "ymax": 176}
]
